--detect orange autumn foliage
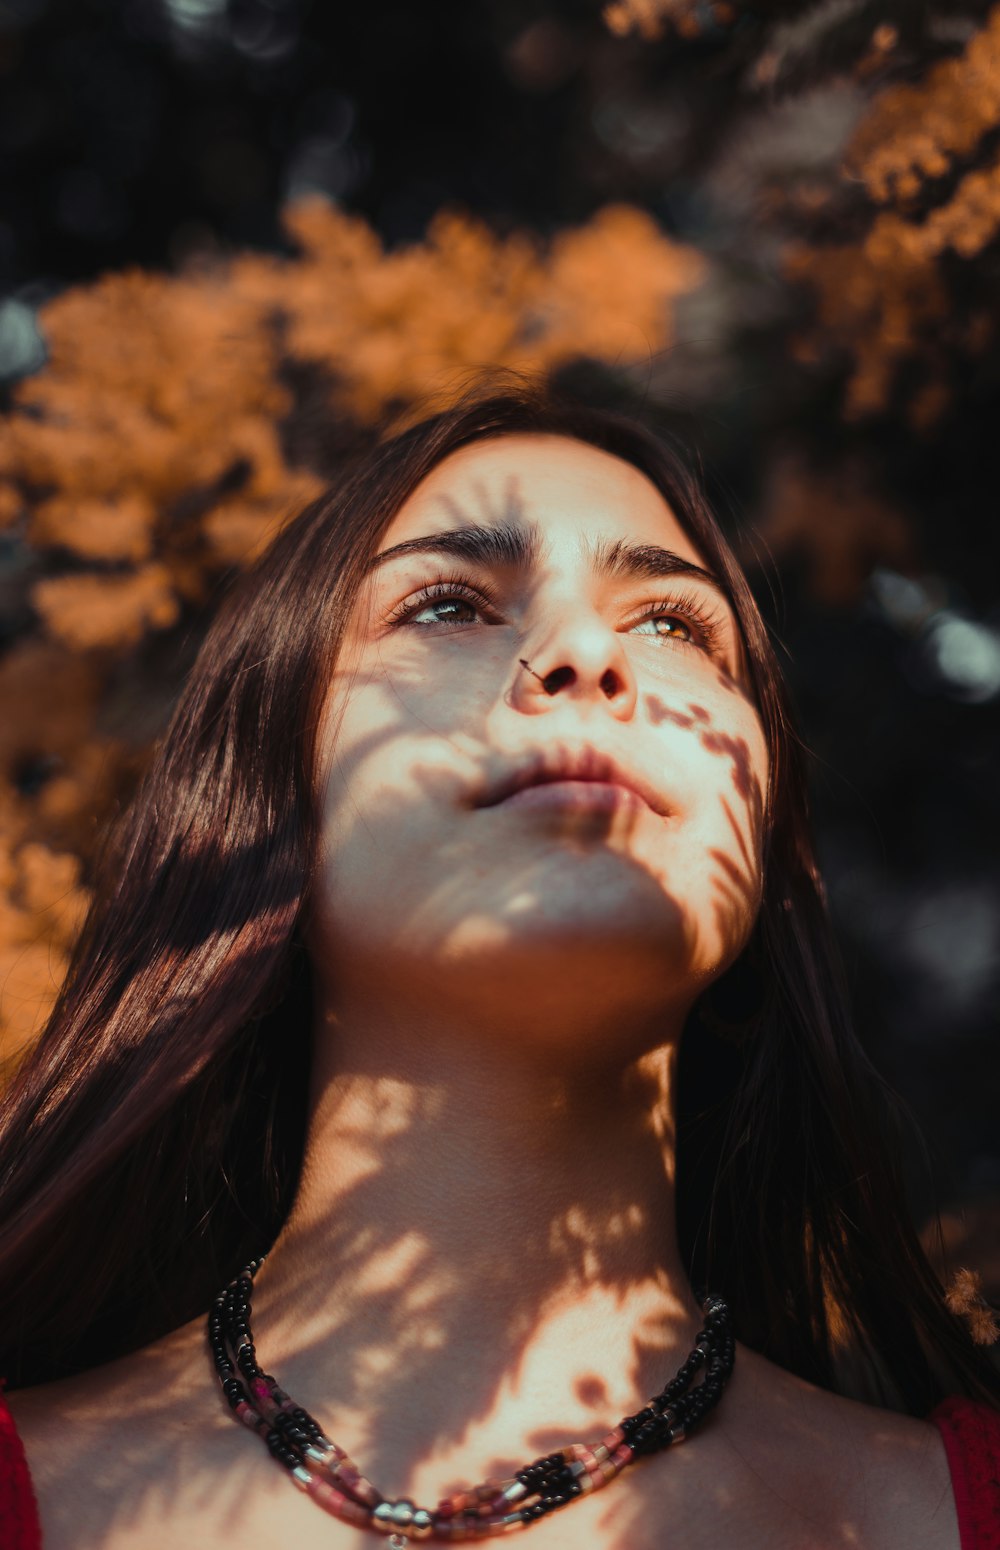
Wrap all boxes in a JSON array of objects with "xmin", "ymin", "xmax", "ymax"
[
  {"xmin": 234, "ymin": 201, "xmax": 703, "ymax": 423},
  {"xmin": 0, "ymin": 198, "xmax": 705, "ymax": 1057},
  {"xmin": 846, "ymin": 9, "xmax": 1000, "ymax": 204},
  {"xmin": 787, "ymin": 5, "xmax": 1000, "ymax": 420},
  {"xmin": 0, "ymin": 641, "xmax": 126, "ymax": 1053},
  {"xmin": 32, "ymin": 565, "xmax": 180, "ymax": 652},
  {"xmin": 603, "ymin": 0, "xmax": 736, "ymax": 41},
  {"xmin": 30, "ymin": 494, "xmax": 156, "ymax": 565}
]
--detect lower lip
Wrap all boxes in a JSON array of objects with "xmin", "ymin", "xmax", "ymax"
[{"xmin": 498, "ymin": 780, "xmax": 648, "ymax": 812}]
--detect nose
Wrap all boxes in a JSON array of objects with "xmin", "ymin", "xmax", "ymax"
[{"xmin": 507, "ymin": 608, "xmax": 638, "ymax": 721}]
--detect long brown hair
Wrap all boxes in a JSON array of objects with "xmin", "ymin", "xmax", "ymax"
[{"xmin": 0, "ymin": 382, "xmax": 996, "ymax": 1410}]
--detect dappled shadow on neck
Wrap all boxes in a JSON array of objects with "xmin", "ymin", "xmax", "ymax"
[{"xmin": 21, "ymin": 673, "xmax": 769, "ymax": 1549}]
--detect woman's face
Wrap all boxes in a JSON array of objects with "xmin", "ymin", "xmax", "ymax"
[{"xmin": 309, "ymin": 433, "xmax": 768, "ymax": 1052}]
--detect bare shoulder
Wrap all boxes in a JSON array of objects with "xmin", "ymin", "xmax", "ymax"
[
  {"xmin": 697, "ymin": 1346, "xmax": 962, "ymax": 1550},
  {"xmin": 604, "ymin": 1346, "xmax": 960, "ymax": 1550},
  {"xmin": 6, "ymin": 1311, "xmax": 211, "ymax": 1451},
  {"xmin": 5, "ymin": 1324, "xmax": 365, "ymax": 1550},
  {"xmin": 5, "ymin": 1316, "xmax": 257, "ymax": 1550}
]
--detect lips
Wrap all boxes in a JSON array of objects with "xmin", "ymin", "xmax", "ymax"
[{"xmin": 481, "ymin": 747, "xmax": 669, "ymax": 817}]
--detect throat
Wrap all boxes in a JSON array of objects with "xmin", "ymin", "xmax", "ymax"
[{"xmin": 235, "ymin": 1027, "xmax": 706, "ymax": 1519}]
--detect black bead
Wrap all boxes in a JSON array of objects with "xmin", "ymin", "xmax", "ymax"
[{"xmin": 209, "ymin": 1274, "xmax": 735, "ymax": 1530}]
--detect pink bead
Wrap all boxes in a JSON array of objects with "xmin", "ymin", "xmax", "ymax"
[
  {"xmin": 352, "ymin": 1478, "xmax": 381, "ymax": 1509},
  {"xmin": 306, "ymin": 1479, "xmax": 341, "ymax": 1511}
]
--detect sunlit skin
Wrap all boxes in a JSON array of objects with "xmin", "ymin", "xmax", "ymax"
[
  {"xmin": 277, "ymin": 433, "xmax": 769, "ymax": 1495},
  {"xmin": 8, "ymin": 435, "xmax": 958, "ymax": 1550},
  {"xmin": 307, "ymin": 433, "xmax": 768, "ymax": 1059}
]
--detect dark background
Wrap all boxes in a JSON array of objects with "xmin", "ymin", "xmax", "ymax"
[{"xmin": 1, "ymin": 0, "xmax": 997, "ymax": 1275}]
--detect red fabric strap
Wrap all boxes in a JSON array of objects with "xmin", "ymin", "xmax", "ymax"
[
  {"xmin": 0, "ymin": 1387, "xmax": 42, "ymax": 1550},
  {"xmin": 930, "ymin": 1396, "xmax": 1000, "ymax": 1550}
]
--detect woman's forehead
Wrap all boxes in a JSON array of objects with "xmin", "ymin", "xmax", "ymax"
[{"xmin": 378, "ymin": 432, "xmax": 708, "ymax": 570}]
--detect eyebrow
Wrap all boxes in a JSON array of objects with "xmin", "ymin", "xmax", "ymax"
[
  {"xmin": 368, "ymin": 522, "xmax": 540, "ymax": 574},
  {"xmin": 368, "ymin": 522, "xmax": 730, "ymax": 600}
]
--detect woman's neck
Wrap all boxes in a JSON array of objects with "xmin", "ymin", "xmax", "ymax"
[{"xmin": 249, "ymin": 995, "xmax": 704, "ymax": 1502}]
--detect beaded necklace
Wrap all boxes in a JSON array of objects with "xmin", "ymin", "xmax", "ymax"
[{"xmin": 209, "ymin": 1259, "xmax": 735, "ymax": 1545}]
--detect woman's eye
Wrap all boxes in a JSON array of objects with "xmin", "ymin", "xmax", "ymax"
[
  {"xmin": 631, "ymin": 612, "xmax": 696, "ymax": 644},
  {"xmin": 408, "ymin": 594, "xmax": 481, "ymax": 626},
  {"xmin": 389, "ymin": 581, "xmax": 496, "ymax": 628}
]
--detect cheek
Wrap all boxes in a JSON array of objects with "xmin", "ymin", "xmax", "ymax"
[
  {"xmin": 701, "ymin": 716, "xmax": 768, "ymax": 945},
  {"xmin": 648, "ymin": 698, "xmax": 768, "ymax": 964},
  {"xmin": 695, "ymin": 715, "xmax": 768, "ymax": 860},
  {"xmin": 309, "ymin": 668, "xmax": 484, "ymax": 930},
  {"xmin": 327, "ymin": 638, "xmax": 503, "ymax": 759}
]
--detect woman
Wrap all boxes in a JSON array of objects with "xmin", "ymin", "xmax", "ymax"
[{"xmin": 0, "ymin": 385, "xmax": 996, "ymax": 1549}]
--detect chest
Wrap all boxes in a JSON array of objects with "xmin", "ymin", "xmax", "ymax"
[{"xmin": 34, "ymin": 1428, "xmax": 960, "ymax": 1550}]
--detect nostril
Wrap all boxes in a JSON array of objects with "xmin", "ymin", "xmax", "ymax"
[
  {"xmin": 542, "ymin": 665, "xmax": 575, "ymax": 695},
  {"xmin": 599, "ymin": 669, "xmax": 619, "ymax": 699}
]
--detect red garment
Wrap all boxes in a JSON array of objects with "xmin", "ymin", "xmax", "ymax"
[
  {"xmin": 933, "ymin": 1397, "xmax": 1000, "ymax": 1550},
  {"xmin": 0, "ymin": 1391, "xmax": 997, "ymax": 1548},
  {"xmin": 0, "ymin": 1387, "xmax": 40, "ymax": 1550}
]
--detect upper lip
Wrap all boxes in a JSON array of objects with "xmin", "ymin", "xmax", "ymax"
[{"xmin": 481, "ymin": 746, "xmax": 669, "ymax": 816}]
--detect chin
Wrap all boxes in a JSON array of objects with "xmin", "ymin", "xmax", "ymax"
[{"xmin": 433, "ymin": 916, "xmax": 695, "ymax": 1012}]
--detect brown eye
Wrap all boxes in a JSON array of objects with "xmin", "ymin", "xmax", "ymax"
[
  {"xmin": 632, "ymin": 613, "xmax": 695, "ymax": 644},
  {"xmin": 408, "ymin": 595, "xmax": 481, "ymax": 626}
]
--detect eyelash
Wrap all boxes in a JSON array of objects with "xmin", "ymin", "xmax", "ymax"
[
  {"xmin": 385, "ymin": 573, "xmax": 502, "ymax": 627},
  {"xmin": 385, "ymin": 573, "xmax": 726, "ymax": 654},
  {"xmin": 640, "ymin": 588, "xmax": 725, "ymax": 654}
]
